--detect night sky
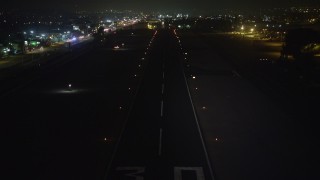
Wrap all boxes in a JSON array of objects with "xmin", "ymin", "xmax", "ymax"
[{"xmin": 2, "ymin": 0, "xmax": 319, "ymax": 12}]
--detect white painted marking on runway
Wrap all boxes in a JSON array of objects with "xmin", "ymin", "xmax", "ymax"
[
  {"xmin": 158, "ymin": 128, "xmax": 163, "ymax": 156},
  {"xmin": 163, "ymin": 72, "xmax": 165, "ymax": 80},
  {"xmin": 160, "ymin": 100, "xmax": 164, "ymax": 117},
  {"xmin": 116, "ymin": 167, "xmax": 145, "ymax": 180},
  {"xmin": 174, "ymin": 167, "xmax": 205, "ymax": 180},
  {"xmin": 181, "ymin": 60, "xmax": 216, "ymax": 180}
]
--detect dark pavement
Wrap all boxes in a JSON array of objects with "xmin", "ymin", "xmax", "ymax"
[
  {"xmin": 178, "ymin": 31, "xmax": 320, "ymax": 180},
  {"xmin": 107, "ymin": 30, "xmax": 214, "ymax": 180},
  {"xmin": 1, "ymin": 29, "xmax": 153, "ymax": 180},
  {"xmin": 3, "ymin": 27, "xmax": 318, "ymax": 180}
]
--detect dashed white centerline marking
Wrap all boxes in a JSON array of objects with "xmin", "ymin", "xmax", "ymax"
[
  {"xmin": 160, "ymin": 100, "xmax": 164, "ymax": 117},
  {"xmin": 163, "ymin": 72, "xmax": 165, "ymax": 80},
  {"xmin": 159, "ymin": 128, "xmax": 163, "ymax": 156}
]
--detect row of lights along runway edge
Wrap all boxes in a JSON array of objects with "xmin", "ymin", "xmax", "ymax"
[
  {"xmin": 173, "ymin": 29, "xmax": 194, "ymax": 79},
  {"xmin": 131, "ymin": 29, "xmax": 158, "ymax": 99},
  {"xmin": 135, "ymin": 30, "xmax": 158, "ymax": 87},
  {"xmin": 174, "ymin": 29, "xmax": 208, "ymax": 112},
  {"xmin": 104, "ymin": 30, "xmax": 159, "ymax": 145},
  {"xmin": 122, "ymin": 30, "xmax": 159, "ymax": 116},
  {"xmin": 173, "ymin": 29, "xmax": 221, "ymax": 144}
]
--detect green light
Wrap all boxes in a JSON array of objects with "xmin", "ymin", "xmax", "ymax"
[{"xmin": 30, "ymin": 41, "xmax": 37, "ymax": 46}]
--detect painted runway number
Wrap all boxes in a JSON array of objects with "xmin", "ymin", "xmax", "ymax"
[
  {"xmin": 116, "ymin": 167, "xmax": 145, "ymax": 180},
  {"xmin": 116, "ymin": 166, "xmax": 205, "ymax": 180},
  {"xmin": 174, "ymin": 167, "xmax": 205, "ymax": 180}
]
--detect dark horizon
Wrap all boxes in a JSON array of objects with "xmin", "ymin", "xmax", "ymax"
[{"xmin": 1, "ymin": 0, "xmax": 319, "ymax": 12}]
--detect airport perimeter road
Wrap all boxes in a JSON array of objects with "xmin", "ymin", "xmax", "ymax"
[{"xmin": 106, "ymin": 29, "xmax": 214, "ymax": 180}]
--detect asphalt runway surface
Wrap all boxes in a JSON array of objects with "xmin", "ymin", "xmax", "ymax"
[{"xmin": 106, "ymin": 29, "xmax": 213, "ymax": 180}]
